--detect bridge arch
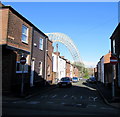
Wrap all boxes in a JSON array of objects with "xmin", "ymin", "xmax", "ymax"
[{"xmin": 45, "ymin": 32, "xmax": 82, "ymax": 63}]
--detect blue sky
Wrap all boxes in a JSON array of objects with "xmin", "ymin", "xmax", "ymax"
[{"xmin": 3, "ymin": 2, "xmax": 118, "ymax": 67}]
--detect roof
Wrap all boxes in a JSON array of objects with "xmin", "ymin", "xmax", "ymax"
[
  {"xmin": 110, "ymin": 23, "xmax": 120, "ymax": 39},
  {"xmin": 0, "ymin": 4, "xmax": 48, "ymax": 38}
]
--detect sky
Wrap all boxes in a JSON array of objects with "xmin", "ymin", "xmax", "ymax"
[{"xmin": 3, "ymin": 2, "xmax": 119, "ymax": 67}]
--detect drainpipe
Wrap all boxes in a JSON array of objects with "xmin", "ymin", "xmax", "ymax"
[
  {"xmin": 56, "ymin": 44, "xmax": 58, "ymax": 81},
  {"xmin": 118, "ymin": 54, "xmax": 120, "ymax": 87},
  {"xmin": 30, "ymin": 27, "xmax": 34, "ymax": 87},
  {"xmin": 44, "ymin": 37, "xmax": 48, "ymax": 86}
]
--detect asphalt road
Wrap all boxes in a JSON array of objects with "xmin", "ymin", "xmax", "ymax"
[{"xmin": 2, "ymin": 80, "xmax": 120, "ymax": 117}]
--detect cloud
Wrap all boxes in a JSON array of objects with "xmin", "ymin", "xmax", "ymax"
[{"xmin": 83, "ymin": 61, "xmax": 97, "ymax": 68}]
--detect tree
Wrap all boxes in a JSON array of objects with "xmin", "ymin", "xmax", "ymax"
[{"xmin": 72, "ymin": 62, "xmax": 85, "ymax": 77}]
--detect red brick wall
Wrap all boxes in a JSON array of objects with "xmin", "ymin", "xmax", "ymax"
[
  {"xmin": 2, "ymin": 48, "xmax": 16, "ymax": 92},
  {"xmin": 2, "ymin": 7, "xmax": 32, "ymax": 93},
  {"xmin": 0, "ymin": 8, "xmax": 9, "ymax": 45},
  {"xmin": 104, "ymin": 52, "xmax": 111, "ymax": 64},
  {"xmin": 32, "ymin": 28, "xmax": 46, "ymax": 82},
  {"xmin": 66, "ymin": 62, "xmax": 70, "ymax": 77},
  {"xmin": 7, "ymin": 9, "xmax": 32, "ymax": 52},
  {"xmin": 47, "ymin": 39, "xmax": 53, "ymax": 83}
]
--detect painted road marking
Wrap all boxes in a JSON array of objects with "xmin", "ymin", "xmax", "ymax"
[
  {"xmin": 63, "ymin": 95, "xmax": 68, "ymax": 98},
  {"xmin": 26, "ymin": 101, "xmax": 40, "ymax": 104},
  {"xmin": 51, "ymin": 95, "xmax": 57, "ymax": 98},
  {"xmin": 87, "ymin": 104, "xmax": 96, "ymax": 107},
  {"xmin": 89, "ymin": 97, "xmax": 98, "ymax": 101},
  {"xmin": 12, "ymin": 101, "xmax": 26, "ymax": 103},
  {"xmin": 71, "ymin": 96, "xmax": 77, "ymax": 99}
]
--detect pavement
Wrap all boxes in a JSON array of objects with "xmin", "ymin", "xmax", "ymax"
[
  {"xmin": 96, "ymin": 82, "xmax": 120, "ymax": 109},
  {"xmin": 2, "ymin": 84, "xmax": 58, "ymax": 101}
]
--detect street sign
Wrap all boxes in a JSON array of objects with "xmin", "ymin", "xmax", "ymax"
[
  {"xmin": 20, "ymin": 57, "xmax": 26, "ymax": 65},
  {"xmin": 110, "ymin": 55, "xmax": 118, "ymax": 65}
]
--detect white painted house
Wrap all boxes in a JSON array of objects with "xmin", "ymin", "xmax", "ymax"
[
  {"xmin": 70, "ymin": 64, "xmax": 74, "ymax": 78},
  {"xmin": 58, "ymin": 56, "xmax": 66, "ymax": 80},
  {"xmin": 52, "ymin": 52, "xmax": 66, "ymax": 81}
]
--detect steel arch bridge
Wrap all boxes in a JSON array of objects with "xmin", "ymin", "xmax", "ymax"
[{"xmin": 45, "ymin": 32, "xmax": 82, "ymax": 63}]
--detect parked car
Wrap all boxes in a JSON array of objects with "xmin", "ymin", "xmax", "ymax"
[
  {"xmin": 58, "ymin": 77, "xmax": 72, "ymax": 87},
  {"xmin": 86, "ymin": 77, "xmax": 96, "ymax": 84},
  {"xmin": 72, "ymin": 77, "xmax": 79, "ymax": 83}
]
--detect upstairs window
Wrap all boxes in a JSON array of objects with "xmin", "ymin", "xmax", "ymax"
[
  {"xmin": 39, "ymin": 38, "xmax": 43, "ymax": 50},
  {"xmin": 113, "ymin": 39, "xmax": 116, "ymax": 54},
  {"xmin": 22, "ymin": 25, "xmax": 28, "ymax": 43}
]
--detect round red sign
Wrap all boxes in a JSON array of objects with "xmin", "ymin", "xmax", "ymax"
[
  {"xmin": 20, "ymin": 57, "xmax": 26, "ymax": 65},
  {"xmin": 110, "ymin": 55, "xmax": 118, "ymax": 65}
]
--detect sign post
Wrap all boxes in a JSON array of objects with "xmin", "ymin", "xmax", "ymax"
[
  {"xmin": 20, "ymin": 56, "xmax": 26, "ymax": 96},
  {"xmin": 110, "ymin": 55, "xmax": 118, "ymax": 98}
]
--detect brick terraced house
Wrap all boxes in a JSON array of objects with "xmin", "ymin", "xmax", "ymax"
[
  {"xmin": 46, "ymin": 39, "xmax": 53, "ymax": 84},
  {"xmin": 30, "ymin": 26, "xmax": 48, "ymax": 87},
  {"xmin": 1, "ymin": 3, "xmax": 33, "ymax": 94},
  {"xmin": 1, "ymin": 3, "xmax": 50, "ymax": 94},
  {"xmin": 110, "ymin": 23, "xmax": 120, "ymax": 88}
]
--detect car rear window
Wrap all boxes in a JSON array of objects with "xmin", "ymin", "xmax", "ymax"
[
  {"xmin": 61, "ymin": 77, "xmax": 70, "ymax": 81},
  {"xmin": 73, "ymin": 77, "xmax": 78, "ymax": 79}
]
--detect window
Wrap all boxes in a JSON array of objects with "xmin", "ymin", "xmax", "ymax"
[
  {"xmin": 38, "ymin": 61, "xmax": 42, "ymax": 75},
  {"xmin": 113, "ymin": 39, "xmax": 116, "ymax": 54},
  {"xmin": 39, "ymin": 38, "xmax": 43, "ymax": 50},
  {"xmin": 16, "ymin": 61, "xmax": 28, "ymax": 73},
  {"xmin": 21, "ymin": 25, "xmax": 28, "ymax": 43}
]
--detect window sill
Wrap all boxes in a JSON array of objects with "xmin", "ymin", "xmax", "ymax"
[
  {"xmin": 39, "ymin": 48, "xmax": 43, "ymax": 51},
  {"xmin": 22, "ymin": 41, "xmax": 28, "ymax": 45},
  {"xmin": 38, "ymin": 74, "xmax": 42, "ymax": 76}
]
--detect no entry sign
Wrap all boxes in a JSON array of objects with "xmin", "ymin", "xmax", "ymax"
[
  {"xmin": 20, "ymin": 57, "xmax": 26, "ymax": 65},
  {"xmin": 110, "ymin": 55, "xmax": 118, "ymax": 65}
]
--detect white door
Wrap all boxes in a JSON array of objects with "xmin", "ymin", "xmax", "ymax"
[{"xmin": 30, "ymin": 60, "xmax": 35, "ymax": 87}]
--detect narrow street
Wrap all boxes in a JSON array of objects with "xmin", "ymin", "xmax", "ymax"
[{"xmin": 2, "ymin": 80, "xmax": 120, "ymax": 116}]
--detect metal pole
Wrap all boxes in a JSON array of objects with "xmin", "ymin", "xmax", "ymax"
[
  {"xmin": 112, "ymin": 65, "xmax": 115, "ymax": 97},
  {"xmin": 118, "ymin": 62, "xmax": 120, "ymax": 87},
  {"xmin": 21, "ymin": 64, "xmax": 24, "ymax": 96},
  {"xmin": 44, "ymin": 38, "xmax": 48, "ymax": 86},
  {"xmin": 56, "ymin": 43, "xmax": 58, "ymax": 82}
]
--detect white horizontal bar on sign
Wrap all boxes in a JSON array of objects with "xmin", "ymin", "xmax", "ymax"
[{"xmin": 110, "ymin": 60, "xmax": 118, "ymax": 62}]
